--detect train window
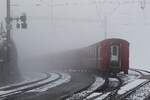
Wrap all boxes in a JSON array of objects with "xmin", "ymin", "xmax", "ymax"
[
  {"xmin": 111, "ymin": 45, "xmax": 119, "ymax": 56},
  {"xmin": 98, "ymin": 47, "xmax": 100, "ymax": 57},
  {"xmin": 112, "ymin": 46, "xmax": 117, "ymax": 56},
  {"xmin": 110, "ymin": 45, "xmax": 119, "ymax": 62}
]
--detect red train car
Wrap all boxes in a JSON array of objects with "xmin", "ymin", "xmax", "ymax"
[
  {"xmin": 99, "ymin": 38, "xmax": 129, "ymax": 74},
  {"xmin": 48, "ymin": 38, "xmax": 129, "ymax": 75}
]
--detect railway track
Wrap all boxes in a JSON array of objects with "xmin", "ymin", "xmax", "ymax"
[
  {"xmin": 64, "ymin": 69, "xmax": 150, "ymax": 100},
  {"xmin": 117, "ymin": 79, "xmax": 149, "ymax": 100},
  {"xmin": 1, "ymin": 69, "xmax": 149, "ymax": 100},
  {"xmin": 119, "ymin": 69, "xmax": 150, "ymax": 100},
  {"xmin": 98, "ymin": 75, "xmax": 123, "ymax": 100},
  {"xmin": 129, "ymin": 69, "xmax": 145, "ymax": 76},
  {"xmin": 0, "ymin": 73, "xmax": 51, "ymax": 91},
  {"xmin": 0, "ymin": 72, "xmax": 64, "ymax": 99},
  {"xmin": 69, "ymin": 75, "xmax": 122, "ymax": 100},
  {"xmin": 84, "ymin": 76, "xmax": 121, "ymax": 100},
  {"xmin": 131, "ymin": 68, "xmax": 150, "ymax": 75},
  {"xmin": 12, "ymin": 72, "xmax": 95, "ymax": 100},
  {"xmin": 65, "ymin": 75, "xmax": 106, "ymax": 100},
  {"xmin": 86, "ymin": 69, "xmax": 144, "ymax": 100},
  {"xmin": 101, "ymin": 69, "xmax": 150, "ymax": 100}
]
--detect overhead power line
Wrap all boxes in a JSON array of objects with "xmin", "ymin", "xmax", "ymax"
[{"xmin": 11, "ymin": 0, "xmax": 150, "ymax": 7}]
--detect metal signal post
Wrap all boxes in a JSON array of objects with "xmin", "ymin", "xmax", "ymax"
[
  {"xmin": 6, "ymin": 0, "xmax": 11, "ymax": 41},
  {"xmin": 5, "ymin": 0, "xmax": 11, "ymax": 61},
  {"xmin": 5, "ymin": 0, "xmax": 27, "ymax": 61}
]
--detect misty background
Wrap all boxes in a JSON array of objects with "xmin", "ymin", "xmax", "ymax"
[{"xmin": 0, "ymin": 0, "xmax": 150, "ymax": 71}]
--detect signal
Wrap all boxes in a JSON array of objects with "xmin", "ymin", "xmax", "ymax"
[{"xmin": 20, "ymin": 13, "xmax": 27, "ymax": 29}]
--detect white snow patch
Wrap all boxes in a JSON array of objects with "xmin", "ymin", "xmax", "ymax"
[
  {"xmin": 0, "ymin": 72, "xmax": 47, "ymax": 90},
  {"xmin": 126, "ymin": 82, "xmax": 150, "ymax": 100},
  {"xmin": 108, "ymin": 78, "xmax": 120, "ymax": 88},
  {"xmin": 28, "ymin": 73, "xmax": 71, "ymax": 92},
  {"xmin": 118, "ymin": 70, "xmax": 142, "ymax": 84},
  {"xmin": 135, "ymin": 68, "xmax": 150, "ymax": 74},
  {"xmin": 136, "ymin": 70, "xmax": 150, "ymax": 75},
  {"xmin": 140, "ymin": 71, "xmax": 150, "ymax": 75},
  {"xmin": 0, "ymin": 73, "xmax": 59, "ymax": 97},
  {"xmin": 67, "ymin": 76, "xmax": 105, "ymax": 100},
  {"xmin": 85, "ymin": 92, "xmax": 102, "ymax": 99},
  {"xmin": 128, "ymin": 70, "xmax": 141, "ymax": 76},
  {"xmin": 117, "ymin": 79, "xmax": 148, "ymax": 95},
  {"xmin": 94, "ymin": 92, "xmax": 111, "ymax": 100}
]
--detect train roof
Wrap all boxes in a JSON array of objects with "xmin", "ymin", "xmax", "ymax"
[{"xmin": 101, "ymin": 38, "xmax": 129, "ymax": 44}]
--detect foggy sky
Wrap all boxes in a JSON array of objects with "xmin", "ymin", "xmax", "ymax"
[{"xmin": 0, "ymin": 0, "xmax": 150, "ymax": 70}]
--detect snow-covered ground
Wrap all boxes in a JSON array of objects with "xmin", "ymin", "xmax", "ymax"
[
  {"xmin": 139, "ymin": 71, "xmax": 150, "ymax": 75},
  {"xmin": 84, "ymin": 70, "xmax": 147, "ymax": 100},
  {"xmin": 135, "ymin": 67, "xmax": 150, "ymax": 74},
  {"xmin": 136, "ymin": 69, "xmax": 150, "ymax": 75},
  {"xmin": 0, "ymin": 72, "xmax": 47, "ymax": 90},
  {"xmin": 85, "ymin": 92, "xmax": 102, "ymax": 100},
  {"xmin": 126, "ymin": 81, "xmax": 150, "ymax": 100},
  {"xmin": 94, "ymin": 92, "xmax": 111, "ymax": 100},
  {"xmin": 117, "ymin": 79, "xmax": 148, "ymax": 95},
  {"xmin": 108, "ymin": 78, "xmax": 120, "ymax": 88},
  {"xmin": 28, "ymin": 73, "xmax": 71, "ymax": 92},
  {"xmin": 67, "ymin": 76, "xmax": 105, "ymax": 100},
  {"xmin": 0, "ymin": 73, "xmax": 60, "ymax": 97},
  {"xmin": 118, "ymin": 70, "xmax": 142, "ymax": 84}
]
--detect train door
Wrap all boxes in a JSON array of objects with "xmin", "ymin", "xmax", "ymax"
[
  {"xmin": 110, "ymin": 45, "xmax": 120, "ymax": 67},
  {"xmin": 0, "ymin": 37, "xmax": 5, "ymax": 63}
]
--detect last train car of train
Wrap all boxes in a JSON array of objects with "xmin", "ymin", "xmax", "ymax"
[
  {"xmin": 99, "ymin": 38, "xmax": 129, "ymax": 74},
  {"xmin": 78, "ymin": 38, "xmax": 129, "ymax": 74}
]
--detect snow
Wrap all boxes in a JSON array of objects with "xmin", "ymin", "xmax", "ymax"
[
  {"xmin": 28, "ymin": 73, "xmax": 71, "ymax": 92},
  {"xmin": 67, "ymin": 76, "xmax": 105, "ymax": 100},
  {"xmin": 94, "ymin": 92, "xmax": 111, "ymax": 100},
  {"xmin": 118, "ymin": 70, "xmax": 142, "ymax": 84},
  {"xmin": 136, "ymin": 70, "xmax": 150, "ymax": 75},
  {"xmin": 139, "ymin": 71, "xmax": 150, "ymax": 75},
  {"xmin": 85, "ymin": 93, "xmax": 102, "ymax": 99},
  {"xmin": 126, "ymin": 82, "xmax": 150, "ymax": 100},
  {"xmin": 117, "ymin": 79, "xmax": 148, "ymax": 95},
  {"xmin": 0, "ymin": 73, "xmax": 60, "ymax": 97},
  {"xmin": 108, "ymin": 78, "xmax": 120, "ymax": 88},
  {"xmin": 0, "ymin": 72, "xmax": 47, "ymax": 90},
  {"xmin": 128, "ymin": 70, "xmax": 141, "ymax": 76},
  {"xmin": 136, "ymin": 68, "xmax": 150, "ymax": 74}
]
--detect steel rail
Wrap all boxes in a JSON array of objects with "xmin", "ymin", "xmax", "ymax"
[
  {"xmin": 0, "ymin": 73, "xmax": 51, "ymax": 91},
  {"xmin": 0, "ymin": 73, "xmax": 62, "ymax": 98},
  {"xmin": 103, "ymin": 69, "xmax": 149, "ymax": 100},
  {"xmin": 129, "ymin": 68, "xmax": 145, "ymax": 76},
  {"xmin": 117, "ymin": 80, "xmax": 150, "ymax": 100},
  {"xmin": 61, "ymin": 75, "xmax": 107, "ymax": 100},
  {"xmin": 84, "ymin": 75, "xmax": 122, "ymax": 100},
  {"xmin": 103, "ymin": 75, "xmax": 123, "ymax": 100},
  {"xmin": 133, "ymin": 68, "xmax": 150, "ymax": 75}
]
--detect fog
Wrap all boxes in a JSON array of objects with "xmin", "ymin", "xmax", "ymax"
[{"xmin": 0, "ymin": 0, "xmax": 150, "ymax": 71}]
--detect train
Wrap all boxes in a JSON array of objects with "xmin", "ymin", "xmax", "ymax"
[{"xmin": 49, "ymin": 38, "xmax": 129, "ymax": 75}]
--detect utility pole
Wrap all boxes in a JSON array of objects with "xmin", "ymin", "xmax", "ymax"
[
  {"xmin": 6, "ymin": 0, "xmax": 11, "ymax": 42},
  {"xmin": 5, "ymin": 0, "xmax": 27, "ymax": 61},
  {"xmin": 5, "ymin": 0, "xmax": 11, "ymax": 62}
]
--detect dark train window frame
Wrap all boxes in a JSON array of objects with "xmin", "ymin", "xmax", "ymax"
[
  {"xmin": 113, "ymin": 46, "xmax": 117, "ymax": 56},
  {"xmin": 111, "ymin": 45, "xmax": 119, "ymax": 56}
]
